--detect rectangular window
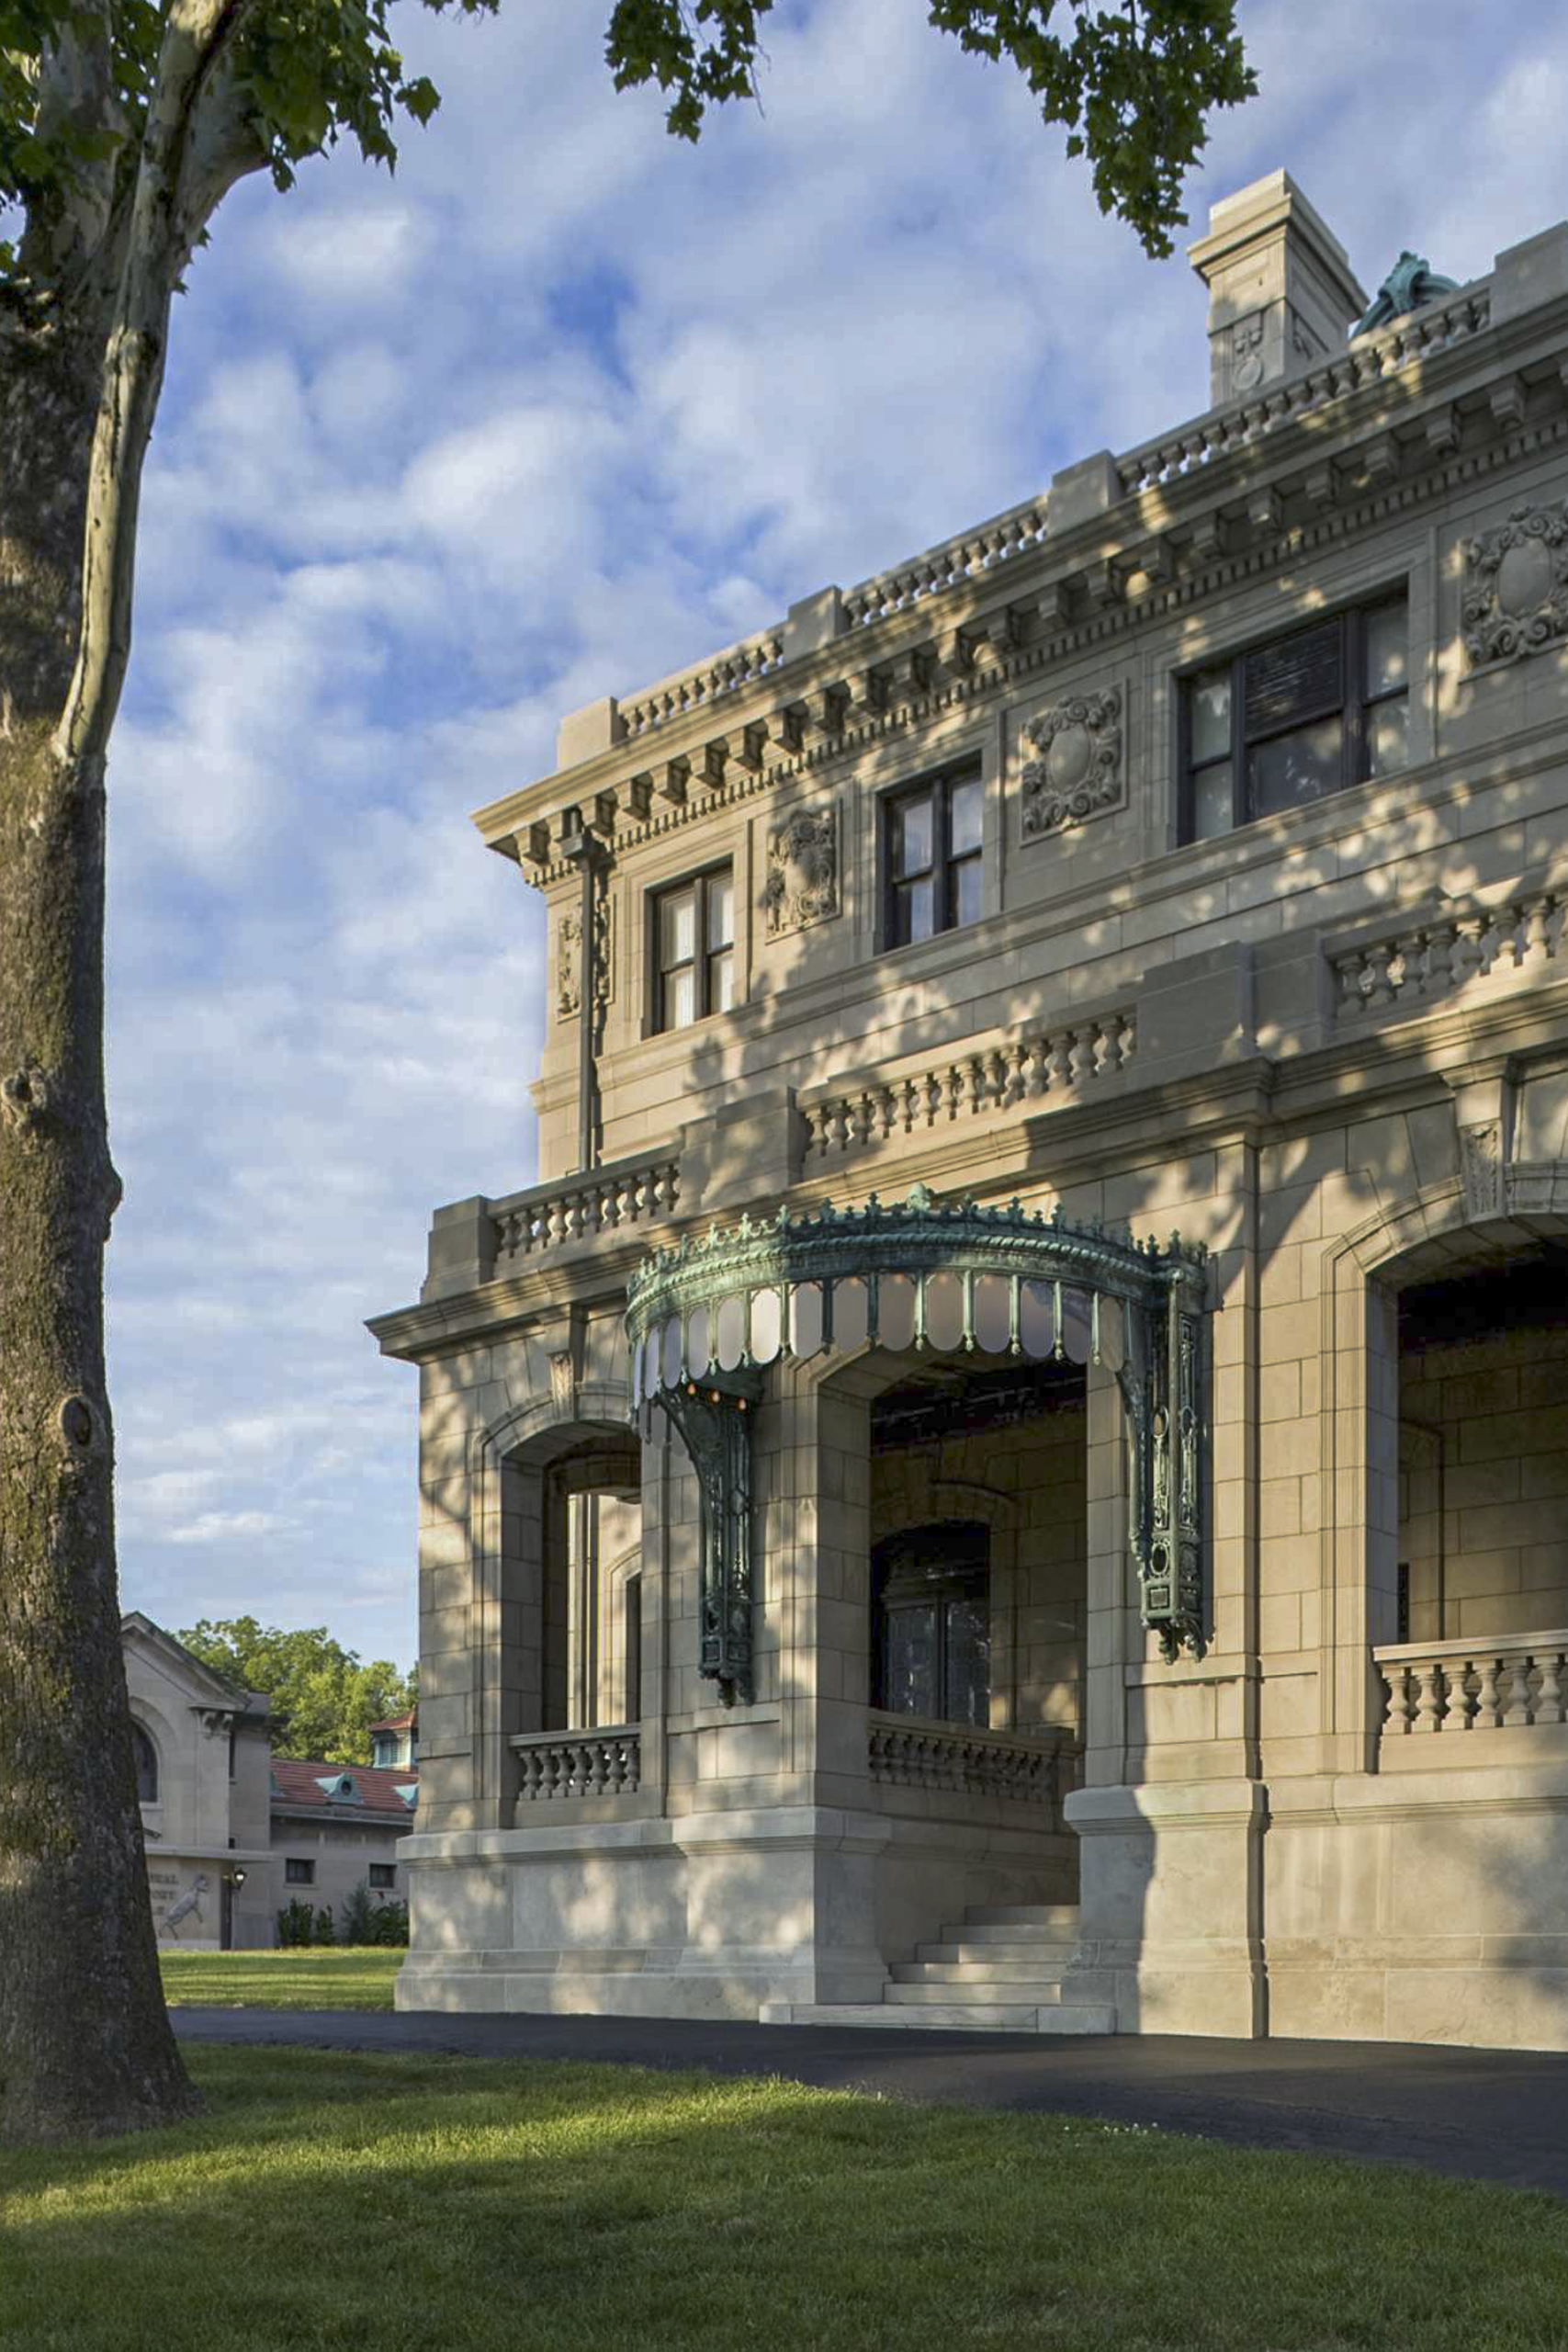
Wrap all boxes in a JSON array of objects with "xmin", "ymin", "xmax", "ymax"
[
  {"xmin": 367, "ymin": 1863, "xmax": 396, "ymax": 1890},
  {"xmin": 652, "ymin": 864, "xmax": 734, "ymax": 1033},
  {"xmin": 285, "ymin": 1858, "xmax": 315, "ymax": 1886},
  {"xmin": 1181, "ymin": 590, "xmax": 1409, "ymax": 842},
  {"xmin": 882, "ymin": 761, "xmax": 984, "ymax": 949}
]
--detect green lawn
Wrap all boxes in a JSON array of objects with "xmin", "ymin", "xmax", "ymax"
[
  {"xmin": 159, "ymin": 1947, "xmax": 400, "ymax": 2009},
  {"xmin": 5, "ymin": 2047, "xmax": 1566, "ymax": 2351}
]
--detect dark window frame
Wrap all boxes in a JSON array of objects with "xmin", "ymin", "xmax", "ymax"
[
  {"xmin": 871, "ymin": 1521, "xmax": 991, "ymax": 1727},
  {"xmin": 285, "ymin": 1857, "xmax": 315, "ymax": 1886},
  {"xmin": 367, "ymin": 1862, "xmax": 396, "ymax": 1890},
  {"xmin": 650, "ymin": 860, "xmax": 735, "ymax": 1035},
  {"xmin": 879, "ymin": 758, "xmax": 984, "ymax": 952},
  {"xmin": 1179, "ymin": 588, "xmax": 1410, "ymax": 844}
]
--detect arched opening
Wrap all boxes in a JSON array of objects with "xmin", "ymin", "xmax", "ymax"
[
  {"xmin": 864, "ymin": 1352, "xmax": 1088, "ymax": 1741},
  {"xmin": 540, "ymin": 1437, "xmax": 643, "ymax": 1730},
  {"xmin": 132, "ymin": 1722, "xmax": 159, "ymax": 1804},
  {"xmin": 1397, "ymin": 1250, "xmax": 1568, "ymax": 1646}
]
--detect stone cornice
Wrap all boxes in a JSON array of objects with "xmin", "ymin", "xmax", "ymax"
[{"xmin": 476, "ymin": 291, "xmax": 1568, "ymax": 881}]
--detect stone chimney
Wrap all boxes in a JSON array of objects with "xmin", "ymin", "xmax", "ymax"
[{"xmin": 1189, "ymin": 171, "xmax": 1369, "ymax": 409}]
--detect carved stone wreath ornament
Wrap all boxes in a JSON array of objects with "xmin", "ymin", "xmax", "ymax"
[
  {"xmin": 1019, "ymin": 687, "xmax": 1123, "ymax": 841},
  {"xmin": 765, "ymin": 805, "xmax": 839, "ymax": 936},
  {"xmin": 1462, "ymin": 501, "xmax": 1568, "ymax": 667}
]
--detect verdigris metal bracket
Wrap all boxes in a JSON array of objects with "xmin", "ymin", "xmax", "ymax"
[{"xmin": 656, "ymin": 1367, "xmax": 761, "ymax": 1706}]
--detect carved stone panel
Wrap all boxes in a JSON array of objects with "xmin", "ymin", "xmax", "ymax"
[
  {"xmin": 1462, "ymin": 501, "xmax": 1568, "ymax": 666},
  {"xmin": 765, "ymin": 804, "xmax": 839, "ymax": 937},
  {"xmin": 1019, "ymin": 688, "xmax": 1123, "ymax": 841},
  {"xmin": 557, "ymin": 888, "xmax": 614, "ymax": 1022}
]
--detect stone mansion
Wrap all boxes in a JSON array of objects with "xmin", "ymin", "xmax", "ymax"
[{"xmin": 370, "ymin": 172, "xmax": 1568, "ymax": 2049}]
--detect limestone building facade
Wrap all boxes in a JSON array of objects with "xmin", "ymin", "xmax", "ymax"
[{"xmin": 371, "ymin": 171, "xmax": 1568, "ymax": 2050}]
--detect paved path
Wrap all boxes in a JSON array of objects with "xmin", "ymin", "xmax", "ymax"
[{"xmin": 173, "ymin": 2007, "xmax": 1568, "ymax": 2200}]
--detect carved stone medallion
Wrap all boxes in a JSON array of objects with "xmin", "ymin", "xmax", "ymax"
[
  {"xmin": 1019, "ymin": 688, "xmax": 1123, "ymax": 840},
  {"xmin": 1462, "ymin": 501, "xmax": 1568, "ymax": 666},
  {"xmin": 765, "ymin": 805, "xmax": 839, "ymax": 937}
]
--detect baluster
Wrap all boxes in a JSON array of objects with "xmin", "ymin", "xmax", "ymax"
[
  {"xmin": 827, "ymin": 1099, "xmax": 850, "ymax": 1153},
  {"xmin": 1504, "ymin": 1654, "xmax": 1536, "ymax": 1728},
  {"xmin": 802, "ymin": 1103, "xmax": 829, "ymax": 1159},
  {"xmin": 1335, "ymin": 954, "xmax": 1367, "ymax": 1016},
  {"xmin": 1099, "ymin": 1017, "xmax": 1126, "ymax": 1077},
  {"xmin": 1363, "ymin": 942, "xmax": 1395, "ymax": 1008},
  {"xmin": 1535, "ymin": 1652, "xmax": 1565, "ymax": 1725},
  {"xmin": 876, "ymin": 1085, "xmax": 897, "ymax": 1142},
  {"xmin": 1445, "ymin": 1661, "xmax": 1474, "ymax": 1734},
  {"xmin": 1412, "ymin": 1659, "xmax": 1443, "ymax": 1732},
  {"xmin": 1473, "ymin": 1655, "xmax": 1504, "ymax": 1729},
  {"xmin": 1383, "ymin": 1664, "xmax": 1414, "ymax": 1734},
  {"xmin": 1069, "ymin": 1027, "xmax": 1099, "ymax": 1086},
  {"xmin": 1045, "ymin": 1032, "xmax": 1072, "ymax": 1094},
  {"xmin": 942, "ymin": 1066, "xmax": 963, "ymax": 1124},
  {"xmin": 1448, "ymin": 918, "xmax": 1484, "ymax": 990}
]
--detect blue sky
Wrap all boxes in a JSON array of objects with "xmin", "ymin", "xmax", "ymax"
[{"xmin": 108, "ymin": 0, "xmax": 1568, "ymax": 1673}]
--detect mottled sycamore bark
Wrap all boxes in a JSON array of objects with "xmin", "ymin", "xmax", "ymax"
[{"xmin": 0, "ymin": 317, "xmax": 200, "ymax": 2141}]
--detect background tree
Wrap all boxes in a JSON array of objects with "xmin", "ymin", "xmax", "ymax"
[
  {"xmin": 0, "ymin": 0, "xmax": 1255, "ymax": 2144},
  {"xmin": 178, "ymin": 1618, "xmax": 417, "ymax": 1762}
]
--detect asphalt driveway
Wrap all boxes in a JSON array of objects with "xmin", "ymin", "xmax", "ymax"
[{"xmin": 173, "ymin": 2006, "xmax": 1568, "ymax": 2200}]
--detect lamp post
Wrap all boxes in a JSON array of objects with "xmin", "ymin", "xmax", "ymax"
[{"xmin": 219, "ymin": 1863, "xmax": 248, "ymax": 1952}]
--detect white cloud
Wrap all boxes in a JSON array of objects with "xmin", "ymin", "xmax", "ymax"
[{"xmin": 109, "ymin": 0, "xmax": 1568, "ymax": 1665}]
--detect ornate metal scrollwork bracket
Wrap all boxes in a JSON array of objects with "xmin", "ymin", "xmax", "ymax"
[
  {"xmin": 1137, "ymin": 1259, "xmax": 1208, "ymax": 1661},
  {"xmin": 657, "ymin": 1368, "xmax": 761, "ymax": 1706}
]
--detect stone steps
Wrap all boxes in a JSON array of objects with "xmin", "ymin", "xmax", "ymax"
[
  {"xmin": 761, "ymin": 1898, "xmax": 1112, "ymax": 2037},
  {"xmin": 892, "ymin": 1960, "xmax": 1071, "ymax": 1985},
  {"xmin": 761, "ymin": 1999, "xmax": 1116, "ymax": 2034}
]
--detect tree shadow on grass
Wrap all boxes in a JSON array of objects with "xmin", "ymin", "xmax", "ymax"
[{"xmin": 6, "ymin": 2047, "xmax": 1568, "ymax": 2352}]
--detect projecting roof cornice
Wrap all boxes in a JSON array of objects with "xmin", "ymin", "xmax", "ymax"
[{"xmin": 473, "ymin": 270, "xmax": 1568, "ymax": 885}]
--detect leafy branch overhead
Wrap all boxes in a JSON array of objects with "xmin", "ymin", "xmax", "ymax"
[
  {"xmin": 604, "ymin": 0, "xmax": 1255, "ymax": 254},
  {"xmin": 1, "ymin": 0, "xmax": 1253, "ymax": 299}
]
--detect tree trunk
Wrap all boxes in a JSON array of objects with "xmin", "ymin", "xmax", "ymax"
[{"xmin": 0, "ymin": 319, "xmax": 200, "ymax": 2142}]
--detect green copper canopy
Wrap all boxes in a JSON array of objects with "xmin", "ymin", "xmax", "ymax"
[{"xmin": 625, "ymin": 1187, "xmax": 1210, "ymax": 1698}]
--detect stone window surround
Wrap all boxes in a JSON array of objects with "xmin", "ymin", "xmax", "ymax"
[
  {"xmin": 876, "ymin": 754, "xmax": 986, "ymax": 953},
  {"xmin": 284, "ymin": 1857, "xmax": 315, "ymax": 1884},
  {"xmin": 649, "ymin": 857, "xmax": 736, "ymax": 1035},
  {"xmin": 628, "ymin": 818, "xmax": 752, "ymax": 1045},
  {"xmin": 1176, "ymin": 580, "xmax": 1413, "ymax": 844}
]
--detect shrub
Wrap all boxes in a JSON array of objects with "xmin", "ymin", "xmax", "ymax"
[
  {"xmin": 312, "ymin": 1904, "xmax": 337, "ymax": 1946},
  {"xmin": 339, "ymin": 1880, "xmax": 378, "ymax": 1946},
  {"xmin": 275, "ymin": 1898, "xmax": 316, "ymax": 1948},
  {"xmin": 368, "ymin": 1898, "xmax": 409, "ymax": 1947}
]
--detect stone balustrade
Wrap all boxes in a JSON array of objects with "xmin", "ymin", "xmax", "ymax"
[
  {"xmin": 491, "ymin": 1151, "xmax": 681, "ymax": 1264},
  {"xmin": 1376, "ymin": 1633, "xmax": 1568, "ymax": 1736},
  {"xmin": 620, "ymin": 628, "xmax": 786, "ymax": 740},
  {"xmin": 801, "ymin": 1012, "xmax": 1134, "ymax": 1161},
  {"xmin": 512, "ymin": 1726, "xmax": 641, "ymax": 1802},
  {"xmin": 1116, "ymin": 285, "xmax": 1491, "ymax": 496},
  {"xmin": 841, "ymin": 497, "xmax": 1050, "ymax": 628},
  {"xmin": 1330, "ymin": 885, "xmax": 1567, "ymax": 1023},
  {"xmin": 867, "ymin": 1713, "xmax": 1072, "ymax": 1804}
]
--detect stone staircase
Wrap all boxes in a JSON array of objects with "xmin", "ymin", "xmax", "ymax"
[{"xmin": 760, "ymin": 1904, "xmax": 1115, "ymax": 2034}]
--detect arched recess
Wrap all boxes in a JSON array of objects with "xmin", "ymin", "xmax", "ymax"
[
  {"xmin": 131, "ymin": 1717, "xmax": 160, "ymax": 1804},
  {"xmin": 465, "ymin": 1382, "xmax": 641, "ymax": 1827},
  {"xmin": 1322, "ymin": 1167, "xmax": 1568, "ymax": 1761},
  {"xmin": 809, "ymin": 1340, "xmax": 1093, "ymax": 1745}
]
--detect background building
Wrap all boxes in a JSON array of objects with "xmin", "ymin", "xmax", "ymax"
[
  {"xmin": 372, "ymin": 171, "xmax": 1568, "ymax": 2049},
  {"xmin": 125, "ymin": 1615, "xmax": 417, "ymax": 1945}
]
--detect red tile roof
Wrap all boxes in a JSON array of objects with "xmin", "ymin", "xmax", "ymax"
[
  {"xmin": 270, "ymin": 1758, "xmax": 418, "ymax": 1818},
  {"xmin": 367, "ymin": 1708, "xmax": 417, "ymax": 1734}
]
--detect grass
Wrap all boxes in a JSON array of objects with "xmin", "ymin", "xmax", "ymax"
[
  {"xmin": 4, "ymin": 2047, "xmax": 1566, "ymax": 2351},
  {"xmin": 158, "ymin": 1947, "xmax": 400, "ymax": 2010}
]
